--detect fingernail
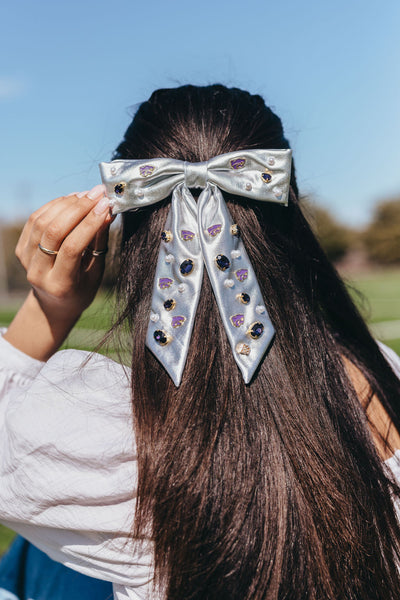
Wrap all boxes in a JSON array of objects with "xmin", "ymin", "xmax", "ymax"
[
  {"xmin": 66, "ymin": 191, "xmax": 79, "ymax": 197},
  {"xmin": 87, "ymin": 184, "xmax": 106, "ymax": 200},
  {"xmin": 77, "ymin": 190, "xmax": 89, "ymax": 198},
  {"xmin": 94, "ymin": 196, "xmax": 110, "ymax": 215}
]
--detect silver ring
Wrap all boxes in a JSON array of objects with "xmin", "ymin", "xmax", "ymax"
[
  {"xmin": 38, "ymin": 243, "xmax": 58, "ymax": 256},
  {"xmin": 87, "ymin": 247, "xmax": 108, "ymax": 257}
]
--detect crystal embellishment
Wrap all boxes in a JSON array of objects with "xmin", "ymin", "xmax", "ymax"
[
  {"xmin": 247, "ymin": 322, "xmax": 264, "ymax": 339},
  {"xmin": 163, "ymin": 299, "xmax": 176, "ymax": 311},
  {"xmin": 236, "ymin": 343, "xmax": 251, "ymax": 356},
  {"xmin": 154, "ymin": 330, "xmax": 169, "ymax": 345},
  {"xmin": 261, "ymin": 170, "xmax": 272, "ymax": 184},
  {"xmin": 215, "ymin": 255, "xmax": 230, "ymax": 271},
  {"xmin": 237, "ymin": 292, "xmax": 250, "ymax": 304},
  {"xmin": 161, "ymin": 230, "xmax": 173, "ymax": 243},
  {"xmin": 180, "ymin": 259, "xmax": 194, "ymax": 276},
  {"xmin": 114, "ymin": 182, "xmax": 126, "ymax": 195},
  {"xmin": 230, "ymin": 224, "xmax": 240, "ymax": 237}
]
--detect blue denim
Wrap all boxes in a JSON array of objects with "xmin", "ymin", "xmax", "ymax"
[{"xmin": 0, "ymin": 536, "xmax": 113, "ymax": 600}]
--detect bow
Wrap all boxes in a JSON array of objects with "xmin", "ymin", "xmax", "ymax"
[{"xmin": 99, "ymin": 149, "xmax": 292, "ymax": 386}]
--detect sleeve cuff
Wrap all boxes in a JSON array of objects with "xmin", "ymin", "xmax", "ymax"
[{"xmin": 0, "ymin": 328, "xmax": 45, "ymax": 380}]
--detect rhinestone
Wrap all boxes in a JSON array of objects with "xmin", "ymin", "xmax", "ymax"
[
  {"xmin": 230, "ymin": 224, "xmax": 240, "ymax": 237},
  {"xmin": 215, "ymin": 254, "xmax": 230, "ymax": 271},
  {"xmin": 114, "ymin": 182, "xmax": 126, "ymax": 195},
  {"xmin": 178, "ymin": 283, "xmax": 186, "ymax": 293},
  {"xmin": 150, "ymin": 312, "xmax": 159, "ymax": 322},
  {"xmin": 235, "ymin": 269, "xmax": 248, "ymax": 282},
  {"xmin": 236, "ymin": 343, "xmax": 251, "ymax": 356},
  {"xmin": 267, "ymin": 156, "xmax": 275, "ymax": 166},
  {"xmin": 231, "ymin": 249, "xmax": 241, "ymax": 259},
  {"xmin": 165, "ymin": 254, "xmax": 175, "ymax": 263},
  {"xmin": 161, "ymin": 230, "xmax": 173, "ymax": 243},
  {"xmin": 247, "ymin": 322, "xmax": 264, "ymax": 339},
  {"xmin": 256, "ymin": 305, "xmax": 266, "ymax": 314},
  {"xmin": 224, "ymin": 279, "xmax": 234, "ymax": 288},
  {"xmin": 245, "ymin": 183, "xmax": 252, "ymax": 191},
  {"xmin": 163, "ymin": 299, "xmax": 176, "ymax": 311},
  {"xmin": 110, "ymin": 166, "xmax": 117, "ymax": 175},
  {"xmin": 180, "ymin": 259, "xmax": 194, "ymax": 276},
  {"xmin": 153, "ymin": 330, "xmax": 169, "ymax": 346},
  {"xmin": 261, "ymin": 171, "xmax": 272, "ymax": 184},
  {"xmin": 136, "ymin": 190, "xmax": 144, "ymax": 198},
  {"xmin": 273, "ymin": 186, "xmax": 283, "ymax": 199},
  {"xmin": 237, "ymin": 292, "xmax": 250, "ymax": 304}
]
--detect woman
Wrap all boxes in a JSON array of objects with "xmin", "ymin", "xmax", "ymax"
[{"xmin": 1, "ymin": 84, "xmax": 400, "ymax": 600}]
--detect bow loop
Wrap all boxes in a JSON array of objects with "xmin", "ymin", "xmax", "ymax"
[{"xmin": 99, "ymin": 149, "xmax": 292, "ymax": 386}]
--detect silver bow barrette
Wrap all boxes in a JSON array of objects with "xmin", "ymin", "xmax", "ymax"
[{"xmin": 99, "ymin": 149, "xmax": 292, "ymax": 386}]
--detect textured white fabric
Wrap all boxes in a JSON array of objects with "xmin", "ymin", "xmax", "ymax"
[{"xmin": 0, "ymin": 330, "xmax": 399, "ymax": 599}]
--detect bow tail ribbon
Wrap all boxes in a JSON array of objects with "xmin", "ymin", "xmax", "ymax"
[{"xmin": 146, "ymin": 183, "xmax": 274, "ymax": 385}]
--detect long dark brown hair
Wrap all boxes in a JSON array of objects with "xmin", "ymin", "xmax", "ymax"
[{"xmin": 111, "ymin": 85, "xmax": 400, "ymax": 599}]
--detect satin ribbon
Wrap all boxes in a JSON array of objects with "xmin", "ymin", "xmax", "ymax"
[{"xmin": 99, "ymin": 149, "xmax": 292, "ymax": 386}]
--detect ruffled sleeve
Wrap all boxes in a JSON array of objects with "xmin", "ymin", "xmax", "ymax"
[{"xmin": 0, "ymin": 332, "xmax": 156, "ymax": 599}]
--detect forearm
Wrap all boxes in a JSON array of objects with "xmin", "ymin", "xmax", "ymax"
[{"xmin": 3, "ymin": 290, "xmax": 80, "ymax": 361}]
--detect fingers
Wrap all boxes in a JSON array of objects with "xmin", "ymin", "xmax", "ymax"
[{"xmin": 52, "ymin": 193, "xmax": 112, "ymax": 279}]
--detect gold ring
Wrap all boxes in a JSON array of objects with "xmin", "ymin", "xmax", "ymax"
[
  {"xmin": 38, "ymin": 243, "xmax": 58, "ymax": 256},
  {"xmin": 87, "ymin": 247, "xmax": 108, "ymax": 257}
]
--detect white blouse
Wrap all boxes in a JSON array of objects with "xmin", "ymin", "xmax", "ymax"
[{"xmin": 0, "ymin": 330, "xmax": 400, "ymax": 600}]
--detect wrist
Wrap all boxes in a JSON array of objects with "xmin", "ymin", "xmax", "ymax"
[{"xmin": 4, "ymin": 290, "xmax": 81, "ymax": 361}]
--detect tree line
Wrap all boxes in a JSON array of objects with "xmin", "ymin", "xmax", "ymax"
[{"xmin": 1, "ymin": 197, "xmax": 399, "ymax": 293}]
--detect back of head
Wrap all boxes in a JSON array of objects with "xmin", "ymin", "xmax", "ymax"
[{"xmin": 112, "ymin": 84, "xmax": 400, "ymax": 599}]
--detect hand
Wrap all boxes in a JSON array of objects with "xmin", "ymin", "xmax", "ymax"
[{"xmin": 4, "ymin": 185, "xmax": 114, "ymax": 360}]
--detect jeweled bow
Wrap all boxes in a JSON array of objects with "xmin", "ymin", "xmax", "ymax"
[{"xmin": 99, "ymin": 149, "xmax": 292, "ymax": 386}]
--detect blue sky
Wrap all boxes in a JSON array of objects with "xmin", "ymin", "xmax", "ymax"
[{"xmin": 1, "ymin": 0, "xmax": 399, "ymax": 226}]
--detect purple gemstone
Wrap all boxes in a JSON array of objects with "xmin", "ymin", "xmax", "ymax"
[
  {"xmin": 172, "ymin": 315, "xmax": 185, "ymax": 328},
  {"xmin": 235, "ymin": 269, "xmax": 248, "ymax": 282},
  {"xmin": 159, "ymin": 277, "xmax": 173, "ymax": 289},
  {"xmin": 231, "ymin": 314, "xmax": 244, "ymax": 328},
  {"xmin": 181, "ymin": 230, "xmax": 195, "ymax": 241},
  {"xmin": 207, "ymin": 224, "xmax": 222, "ymax": 237},
  {"xmin": 139, "ymin": 165, "xmax": 155, "ymax": 177},
  {"xmin": 230, "ymin": 158, "xmax": 246, "ymax": 170}
]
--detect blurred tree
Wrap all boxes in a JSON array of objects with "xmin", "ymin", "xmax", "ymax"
[
  {"xmin": 363, "ymin": 199, "xmax": 400, "ymax": 264},
  {"xmin": 302, "ymin": 199, "xmax": 356, "ymax": 262}
]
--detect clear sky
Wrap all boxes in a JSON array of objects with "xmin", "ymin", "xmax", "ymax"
[{"xmin": 1, "ymin": 0, "xmax": 399, "ymax": 226}]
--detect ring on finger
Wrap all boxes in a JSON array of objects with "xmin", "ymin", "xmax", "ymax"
[
  {"xmin": 38, "ymin": 243, "xmax": 58, "ymax": 256},
  {"xmin": 86, "ymin": 247, "xmax": 108, "ymax": 257}
]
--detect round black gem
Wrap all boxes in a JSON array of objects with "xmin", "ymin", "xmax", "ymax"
[
  {"xmin": 216, "ymin": 254, "xmax": 230, "ymax": 271},
  {"xmin": 240, "ymin": 293, "xmax": 251, "ymax": 304},
  {"xmin": 154, "ymin": 330, "xmax": 168, "ymax": 345},
  {"xmin": 114, "ymin": 183, "xmax": 125, "ymax": 195},
  {"xmin": 180, "ymin": 259, "xmax": 194, "ymax": 276},
  {"xmin": 249, "ymin": 322, "xmax": 264, "ymax": 339},
  {"xmin": 161, "ymin": 230, "xmax": 172, "ymax": 242},
  {"xmin": 163, "ymin": 299, "xmax": 175, "ymax": 311},
  {"xmin": 261, "ymin": 172, "xmax": 272, "ymax": 183}
]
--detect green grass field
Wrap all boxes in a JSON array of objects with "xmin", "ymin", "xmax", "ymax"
[{"xmin": 0, "ymin": 268, "xmax": 399, "ymax": 554}]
